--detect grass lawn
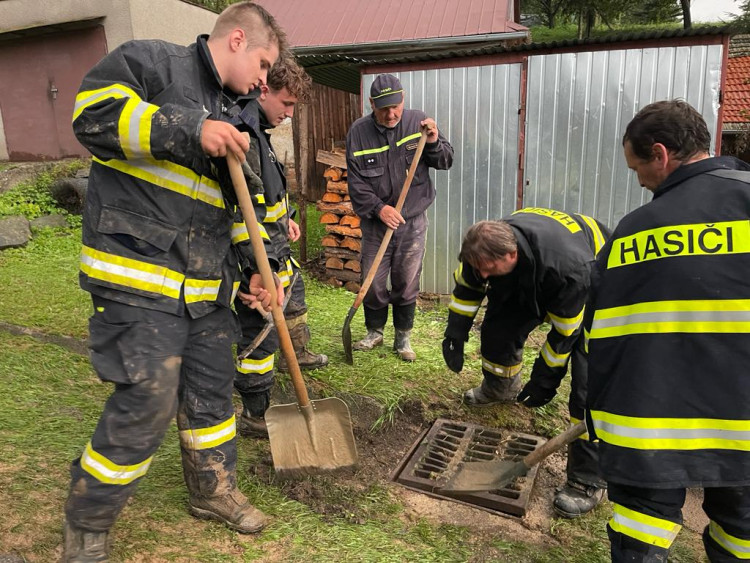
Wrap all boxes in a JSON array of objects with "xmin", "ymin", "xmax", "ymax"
[{"xmin": 0, "ymin": 181, "xmax": 708, "ymax": 561}]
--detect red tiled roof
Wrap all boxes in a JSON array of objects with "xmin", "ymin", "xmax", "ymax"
[
  {"xmin": 724, "ymin": 55, "xmax": 750, "ymax": 126},
  {"xmin": 256, "ymin": 0, "xmax": 523, "ymax": 48}
]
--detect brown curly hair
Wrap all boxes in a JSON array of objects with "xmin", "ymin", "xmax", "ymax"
[{"xmin": 266, "ymin": 53, "xmax": 312, "ymax": 102}]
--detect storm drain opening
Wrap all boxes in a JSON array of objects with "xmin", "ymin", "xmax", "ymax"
[{"xmin": 390, "ymin": 418, "xmax": 546, "ymax": 518}]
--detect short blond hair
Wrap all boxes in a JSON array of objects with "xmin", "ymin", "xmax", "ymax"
[{"xmin": 211, "ymin": 2, "xmax": 287, "ymax": 52}]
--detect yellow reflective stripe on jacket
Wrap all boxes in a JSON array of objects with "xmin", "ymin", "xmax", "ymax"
[
  {"xmin": 93, "ymin": 156, "xmax": 225, "ymax": 209},
  {"xmin": 74, "ymin": 84, "xmax": 157, "ymax": 160},
  {"xmin": 610, "ymin": 503, "xmax": 681, "ymax": 549},
  {"xmin": 396, "ymin": 132, "xmax": 422, "ymax": 147},
  {"xmin": 540, "ymin": 341, "xmax": 570, "ymax": 368},
  {"xmin": 577, "ymin": 213, "xmax": 606, "ymax": 254},
  {"xmin": 119, "ymin": 97, "xmax": 157, "ymax": 160},
  {"xmin": 81, "ymin": 441, "xmax": 153, "ymax": 485},
  {"xmin": 184, "ymin": 278, "xmax": 221, "ymax": 304},
  {"xmin": 583, "ymin": 327, "xmax": 590, "ymax": 353},
  {"xmin": 179, "ymin": 416, "xmax": 236, "ymax": 450},
  {"xmin": 73, "ymin": 83, "xmax": 139, "ymax": 121},
  {"xmin": 548, "ymin": 309, "xmax": 584, "ymax": 337},
  {"xmin": 81, "ymin": 245, "xmax": 184, "ymax": 299},
  {"xmin": 590, "ymin": 410, "xmax": 750, "ymax": 451},
  {"xmin": 513, "ymin": 208, "xmax": 582, "ymax": 233},
  {"xmin": 353, "ymin": 145, "xmax": 389, "ymax": 157},
  {"xmin": 481, "ymin": 357, "xmax": 522, "ymax": 378},
  {"xmin": 231, "ymin": 222, "xmax": 269, "ymax": 244},
  {"xmin": 263, "ymin": 199, "xmax": 288, "ymax": 222},
  {"xmin": 454, "ymin": 262, "xmax": 484, "ymax": 290},
  {"xmin": 709, "ymin": 521, "xmax": 750, "ymax": 559},
  {"xmin": 607, "ymin": 220, "xmax": 750, "ymax": 269},
  {"xmin": 449, "ymin": 296, "xmax": 481, "ymax": 317},
  {"xmin": 231, "ymin": 280, "xmax": 241, "ymax": 302},
  {"xmin": 570, "ymin": 417, "xmax": 590, "ymax": 440},
  {"xmin": 590, "ymin": 299, "xmax": 750, "ymax": 339},
  {"xmin": 278, "ymin": 259, "xmax": 294, "ymax": 288},
  {"xmin": 237, "ymin": 354, "xmax": 274, "ymax": 374}
]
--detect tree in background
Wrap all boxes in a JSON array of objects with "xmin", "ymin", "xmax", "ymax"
[{"xmin": 524, "ymin": 0, "xmax": 570, "ymax": 28}]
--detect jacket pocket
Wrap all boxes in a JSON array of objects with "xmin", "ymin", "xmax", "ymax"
[
  {"xmin": 359, "ymin": 166, "xmax": 384, "ymax": 178},
  {"xmin": 97, "ymin": 206, "xmax": 178, "ymax": 257}
]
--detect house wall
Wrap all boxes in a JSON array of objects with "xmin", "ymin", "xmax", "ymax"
[
  {"xmin": 363, "ymin": 36, "xmax": 726, "ymax": 294},
  {"xmin": 0, "ymin": 0, "xmax": 217, "ymax": 161}
]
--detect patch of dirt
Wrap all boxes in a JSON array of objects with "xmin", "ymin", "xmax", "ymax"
[
  {"xmin": 246, "ymin": 386, "xmax": 567, "ymax": 551},
  {"xmin": 0, "ymin": 162, "xmax": 55, "ymax": 193}
]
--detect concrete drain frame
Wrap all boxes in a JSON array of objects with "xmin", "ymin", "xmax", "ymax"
[{"xmin": 390, "ymin": 418, "xmax": 546, "ymax": 518}]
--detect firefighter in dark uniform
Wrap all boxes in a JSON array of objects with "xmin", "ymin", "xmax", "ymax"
[
  {"xmin": 442, "ymin": 209, "xmax": 609, "ymax": 517},
  {"xmin": 232, "ymin": 56, "xmax": 328, "ymax": 439},
  {"xmin": 63, "ymin": 4, "xmax": 285, "ymax": 561},
  {"xmin": 585, "ymin": 100, "xmax": 750, "ymax": 562},
  {"xmin": 346, "ymin": 74, "xmax": 453, "ymax": 361}
]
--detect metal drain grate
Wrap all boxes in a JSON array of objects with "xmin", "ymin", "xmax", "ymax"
[{"xmin": 390, "ymin": 418, "xmax": 546, "ymax": 517}]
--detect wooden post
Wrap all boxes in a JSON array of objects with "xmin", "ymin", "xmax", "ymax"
[{"xmin": 293, "ymin": 101, "xmax": 310, "ymax": 262}]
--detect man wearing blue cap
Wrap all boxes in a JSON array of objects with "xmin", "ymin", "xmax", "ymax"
[{"xmin": 345, "ymin": 73, "xmax": 453, "ymax": 361}]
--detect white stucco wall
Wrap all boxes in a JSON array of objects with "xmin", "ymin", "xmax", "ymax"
[{"xmin": 129, "ymin": 0, "xmax": 217, "ymax": 44}]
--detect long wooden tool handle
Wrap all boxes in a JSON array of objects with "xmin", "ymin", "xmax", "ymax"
[
  {"xmin": 227, "ymin": 153, "xmax": 310, "ymax": 407},
  {"xmin": 523, "ymin": 421, "xmax": 586, "ymax": 469},
  {"xmin": 352, "ymin": 128, "xmax": 428, "ymax": 308}
]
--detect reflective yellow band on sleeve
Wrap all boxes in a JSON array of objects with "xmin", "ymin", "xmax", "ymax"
[
  {"xmin": 548, "ymin": 309, "xmax": 584, "ymax": 337},
  {"xmin": 607, "ymin": 220, "xmax": 750, "ymax": 269},
  {"xmin": 591, "ymin": 410, "xmax": 750, "ymax": 451},
  {"xmin": 353, "ymin": 145, "xmax": 389, "ymax": 157},
  {"xmin": 231, "ymin": 280, "xmax": 241, "ymax": 302},
  {"xmin": 237, "ymin": 354, "xmax": 274, "ymax": 375},
  {"xmin": 93, "ymin": 156, "xmax": 225, "ymax": 209},
  {"xmin": 81, "ymin": 441, "xmax": 153, "ymax": 485},
  {"xmin": 278, "ymin": 259, "xmax": 294, "ymax": 288},
  {"xmin": 569, "ymin": 417, "xmax": 590, "ymax": 440},
  {"xmin": 513, "ymin": 208, "xmax": 582, "ymax": 233},
  {"xmin": 231, "ymin": 222, "xmax": 269, "ymax": 244},
  {"xmin": 590, "ymin": 299, "xmax": 750, "ymax": 339},
  {"xmin": 577, "ymin": 213, "xmax": 606, "ymax": 254},
  {"xmin": 184, "ymin": 278, "xmax": 221, "ymax": 304},
  {"xmin": 119, "ymin": 97, "xmax": 157, "ymax": 160},
  {"xmin": 540, "ymin": 341, "xmax": 570, "ymax": 368},
  {"xmin": 396, "ymin": 132, "xmax": 422, "ymax": 146},
  {"xmin": 81, "ymin": 245, "xmax": 184, "ymax": 299},
  {"xmin": 709, "ymin": 521, "xmax": 750, "ymax": 559},
  {"xmin": 449, "ymin": 296, "xmax": 481, "ymax": 317},
  {"xmin": 610, "ymin": 503, "xmax": 681, "ymax": 549},
  {"xmin": 454, "ymin": 262, "xmax": 484, "ymax": 290},
  {"xmin": 481, "ymin": 357, "xmax": 522, "ymax": 378},
  {"xmin": 179, "ymin": 416, "xmax": 236, "ymax": 450},
  {"xmin": 263, "ymin": 199, "xmax": 288, "ymax": 222},
  {"xmin": 73, "ymin": 83, "xmax": 140, "ymax": 122}
]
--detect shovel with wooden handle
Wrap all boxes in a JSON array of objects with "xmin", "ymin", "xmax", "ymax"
[
  {"xmin": 227, "ymin": 150, "xmax": 358, "ymax": 478},
  {"xmin": 342, "ymin": 128, "xmax": 428, "ymax": 365},
  {"xmin": 440, "ymin": 421, "xmax": 586, "ymax": 493}
]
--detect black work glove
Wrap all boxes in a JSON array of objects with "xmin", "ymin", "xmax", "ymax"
[
  {"xmin": 442, "ymin": 337, "xmax": 464, "ymax": 373},
  {"xmin": 517, "ymin": 379, "xmax": 557, "ymax": 408}
]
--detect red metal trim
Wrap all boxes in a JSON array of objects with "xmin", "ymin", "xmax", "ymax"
[
  {"xmin": 516, "ymin": 56, "xmax": 528, "ymax": 210},
  {"xmin": 716, "ymin": 33, "xmax": 731, "ymax": 155}
]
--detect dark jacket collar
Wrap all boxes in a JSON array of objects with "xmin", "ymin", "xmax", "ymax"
[
  {"xmin": 653, "ymin": 156, "xmax": 750, "ymax": 199},
  {"xmin": 196, "ymin": 34, "xmax": 255, "ymax": 106}
]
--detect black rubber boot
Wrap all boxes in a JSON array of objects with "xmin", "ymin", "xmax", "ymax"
[{"xmin": 63, "ymin": 521, "xmax": 109, "ymax": 563}]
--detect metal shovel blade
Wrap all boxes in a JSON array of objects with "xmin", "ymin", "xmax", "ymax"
[
  {"xmin": 442, "ymin": 458, "xmax": 529, "ymax": 493},
  {"xmin": 265, "ymin": 397, "xmax": 358, "ymax": 478},
  {"xmin": 342, "ymin": 306, "xmax": 356, "ymax": 365}
]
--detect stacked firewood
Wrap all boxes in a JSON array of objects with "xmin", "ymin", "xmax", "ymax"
[{"xmin": 316, "ymin": 149, "xmax": 361, "ymax": 293}]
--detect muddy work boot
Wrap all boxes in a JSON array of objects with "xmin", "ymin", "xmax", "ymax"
[
  {"xmin": 63, "ymin": 521, "xmax": 109, "ymax": 562},
  {"xmin": 353, "ymin": 327, "xmax": 384, "ymax": 351},
  {"xmin": 393, "ymin": 329, "xmax": 416, "ymax": 362},
  {"xmin": 189, "ymin": 488, "xmax": 268, "ymax": 534},
  {"xmin": 463, "ymin": 375, "xmax": 522, "ymax": 407},
  {"xmin": 277, "ymin": 348, "xmax": 329, "ymax": 372},
  {"xmin": 553, "ymin": 480, "xmax": 605, "ymax": 518},
  {"xmin": 237, "ymin": 410, "xmax": 268, "ymax": 439}
]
